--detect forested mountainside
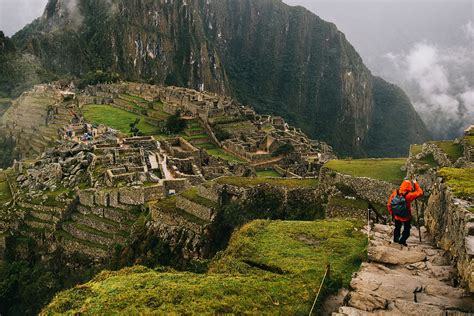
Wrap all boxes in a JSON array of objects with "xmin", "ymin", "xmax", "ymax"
[{"xmin": 7, "ymin": 0, "xmax": 430, "ymax": 157}]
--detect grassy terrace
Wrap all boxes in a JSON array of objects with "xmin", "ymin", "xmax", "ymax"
[
  {"xmin": 181, "ymin": 188, "xmax": 218, "ymax": 209},
  {"xmin": 152, "ymin": 196, "xmax": 210, "ymax": 225},
  {"xmin": 432, "ymin": 141, "xmax": 463, "ymax": 163},
  {"xmin": 466, "ymin": 136, "xmax": 474, "ymax": 146},
  {"xmin": 42, "ymin": 219, "xmax": 367, "ymax": 314},
  {"xmin": 410, "ymin": 144, "xmax": 423, "ymax": 156},
  {"xmin": 195, "ymin": 143, "xmax": 246, "ymax": 163},
  {"xmin": 438, "ymin": 168, "xmax": 474, "ymax": 199},
  {"xmin": 82, "ymin": 104, "xmax": 159, "ymax": 135},
  {"xmin": 256, "ymin": 169, "xmax": 281, "ymax": 177},
  {"xmin": 324, "ymin": 158, "xmax": 406, "ymax": 184},
  {"xmin": 214, "ymin": 176, "xmax": 318, "ymax": 188}
]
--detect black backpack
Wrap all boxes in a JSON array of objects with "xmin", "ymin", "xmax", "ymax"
[{"xmin": 390, "ymin": 191, "xmax": 409, "ymax": 218}]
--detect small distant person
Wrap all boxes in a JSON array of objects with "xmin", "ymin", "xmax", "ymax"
[{"xmin": 387, "ymin": 180, "xmax": 423, "ymax": 246}]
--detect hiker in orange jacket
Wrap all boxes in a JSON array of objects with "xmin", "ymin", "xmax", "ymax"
[{"xmin": 387, "ymin": 180, "xmax": 423, "ymax": 246}]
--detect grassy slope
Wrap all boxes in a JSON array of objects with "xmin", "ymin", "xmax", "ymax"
[
  {"xmin": 438, "ymin": 168, "xmax": 474, "ymax": 199},
  {"xmin": 431, "ymin": 141, "xmax": 463, "ymax": 163},
  {"xmin": 325, "ymin": 159, "xmax": 406, "ymax": 184},
  {"xmin": 256, "ymin": 169, "xmax": 281, "ymax": 177},
  {"xmin": 42, "ymin": 219, "xmax": 366, "ymax": 315},
  {"xmin": 82, "ymin": 104, "xmax": 158, "ymax": 135}
]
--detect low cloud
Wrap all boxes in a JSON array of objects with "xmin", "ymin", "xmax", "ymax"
[{"xmin": 385, "ymin": 26, "xmax": 474, "ymax": 139}]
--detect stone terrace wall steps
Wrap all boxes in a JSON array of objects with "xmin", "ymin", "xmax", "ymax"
[
  {"xmin": 55, "ymin": 229, "xmax": 108, "ymax": 257},
  {"xmin": 62, "ymin": 221, "xmax": 126, "ymax": 247},
  {"xmin": 71, "ymin": 212, "xmax": 130, "ymax": 236}
]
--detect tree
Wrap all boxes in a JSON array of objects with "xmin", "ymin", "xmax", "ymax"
[
  {"xmin": 165, "ymin": 111, "xmax": 186, "ymax": 134},
  {"xmin": 129, "ymin": 118, "xmax": 142, "ymax": 136}
]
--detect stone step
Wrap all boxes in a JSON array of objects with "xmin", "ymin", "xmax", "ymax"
[
  {"xmin": 71, "ymin": 212, "xmax": 130, "ymax": 237},
  {"xmin": 62, "ymin": 221, "xmax": 127, "ymax": 247},
  {"xmin": 30, "ymin": 209, "xmax": 57, "ymax": 222},
  {"xmin": 24, "ymin": 215, "xmax": 55, "ymax": 231},
  {"xmin": 54, "ymin": 229, "xmax": 108, "ymax": 257}
]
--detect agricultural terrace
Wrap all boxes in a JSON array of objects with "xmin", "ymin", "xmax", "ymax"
[
  {"xmin": 82, "ymin": 104, "xmax": 159, "ymax": 135},
  {"xmin": 324, "ymin": 159, "xmax": 406, "ymax": 184},
  {"xmin": 214, "ymin": 176, "xmax": 318, "ymax": 188},
  {"xmin": 438, "ymin": 168, "xmax": 474, "ymax": 199}
]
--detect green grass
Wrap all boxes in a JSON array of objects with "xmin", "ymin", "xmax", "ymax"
[
  {"xmin": 325, "ymin": 159, "xmax": 406, "ymax": 184},
  {"xmin": 256, "ymin": 169, "xmax": 281, "ymax": 177},
  {"xmin": 466, "ymin": 136, "xmax": 474, "ymax": 146},
  {"xmin": 218, "ymin": 120, "xmax": 256, "ymax": 133},
  {"xmin": 195, "ymin": 143, "xmax": 246, "ymax": 163},
  {"xmin": 180, "ymin": 188, "xmax": 218, "ymax": 209},
  {"xmin": 42, "ymin": 219, "xmax": 367, "ymax": 315},
  {"xmin": 120, "ymin": 94, "xmax": 147, "ymax": 103},
  {"xmin": 410, "ymin": 144, "xmax": 423, "ymax": 156},
  {"xmin": 438, "ymin": 168, "xmax": 474, "ymax": 199},
  {"xmin": 215, "ymin": 177, "xmax": 318, "ymax": 188},
  {"xmin": 207, "ymin": 148, "xmax": 245, "ymax": 163},
  {"xmin": 82, "ymin": 104, "xmax": 159, "ymax": 135},
  {"xmin": 432, "ymin": 141, "xmax": 464, "ymax": 163}
]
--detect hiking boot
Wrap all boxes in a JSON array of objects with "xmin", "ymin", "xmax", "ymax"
[{"xmin": 399, "ymin": 241, "xmax": 408, "ymax": 247}]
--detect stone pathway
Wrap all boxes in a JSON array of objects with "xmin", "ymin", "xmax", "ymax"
[{"xmin": 332, "ymin": 224, "xmax": 474, "ymax": 315}]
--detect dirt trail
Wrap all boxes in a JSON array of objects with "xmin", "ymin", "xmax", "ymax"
[{"xmin": 332, "ymin": 224, "xmax": 474, "ymax": 315}]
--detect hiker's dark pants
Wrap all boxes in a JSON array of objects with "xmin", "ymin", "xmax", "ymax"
[{"xmin": 394, "ymin": 220, "xmax": 411, "ymax": 244}]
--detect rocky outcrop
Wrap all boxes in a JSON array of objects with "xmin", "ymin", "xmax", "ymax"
[
  {"xmin": 334, "ymin": 224, "xmax": 474, "ymax": 315},
  {"xmin": 424, "ymin": 177, "xmax": 474, "ymax": 291}
]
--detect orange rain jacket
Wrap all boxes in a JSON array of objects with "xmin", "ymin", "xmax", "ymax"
[{"xmin": 387, "ymin": 180, "xmax": 423, "ymax": 222}]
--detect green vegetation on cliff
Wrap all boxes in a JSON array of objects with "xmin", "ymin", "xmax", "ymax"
[
  {"xmin": 42, "ymin": 219, "xmax": 367, "ymax": 315},
  {"xmin": 325, "ymin": 158, "xmax": 406, "ymax": 184},
  {"xmin": 438, "ymin": 168, "xmax": 474, "ymax": 199}
]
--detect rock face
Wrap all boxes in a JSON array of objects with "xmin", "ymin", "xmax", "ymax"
[
  {"xmin": 334, "ymin": 224, "xmax": 474, "ymax": 315},
  {"xmin": 10, "ymin": 0, "xmax": 431, "ymax": 157},
  {"xmin": 424, "ymin": 178, "xmax": 474, "ymax": 292}
]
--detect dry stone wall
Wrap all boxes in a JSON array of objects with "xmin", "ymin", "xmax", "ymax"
[
  {"xmin": 175, "ymin": 196, "xmax": 214, "ymax": 221},
  {"xmin": 424, "ymin": 178, "xmax": 474, "ymax": 292},
  {"xmin": 319, "ymin": 167, "xmax": 397, "ymax": 206}
]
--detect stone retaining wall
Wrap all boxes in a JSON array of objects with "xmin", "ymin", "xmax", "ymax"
[
  {"xmin": 197, "ymin": 185, "xmax": 219, "ymax": 203},
  {"xmin": 424, "ymin": 178, "xmax": 474, "ymax": 292},
  {"xmin": 319, "ymin": 167, "xmax": 397, "ymax": 205},
  {"xmin": 175, "ymin": 196, "xmax": 214, "ymax": 221}
]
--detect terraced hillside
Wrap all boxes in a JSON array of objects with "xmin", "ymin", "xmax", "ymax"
[
  {"xmin": 42, "ymin": 219, "xmax": 367, "ymax": 314},
  {"xmin": 0, "ymin": 88, "xmax": 73, "ymax": 159}
]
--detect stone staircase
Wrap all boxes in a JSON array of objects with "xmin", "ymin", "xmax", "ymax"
[
  {"xmin": 184, "ymin": 120, "xmax": 211, "ymax": 146},
  {"xmin": 53, "ymin": 204, "xmax": 140, "ymax": 257},
  {"xmin": 332, "ymin": 224, "xmax": 474, "ymax": 315}
]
